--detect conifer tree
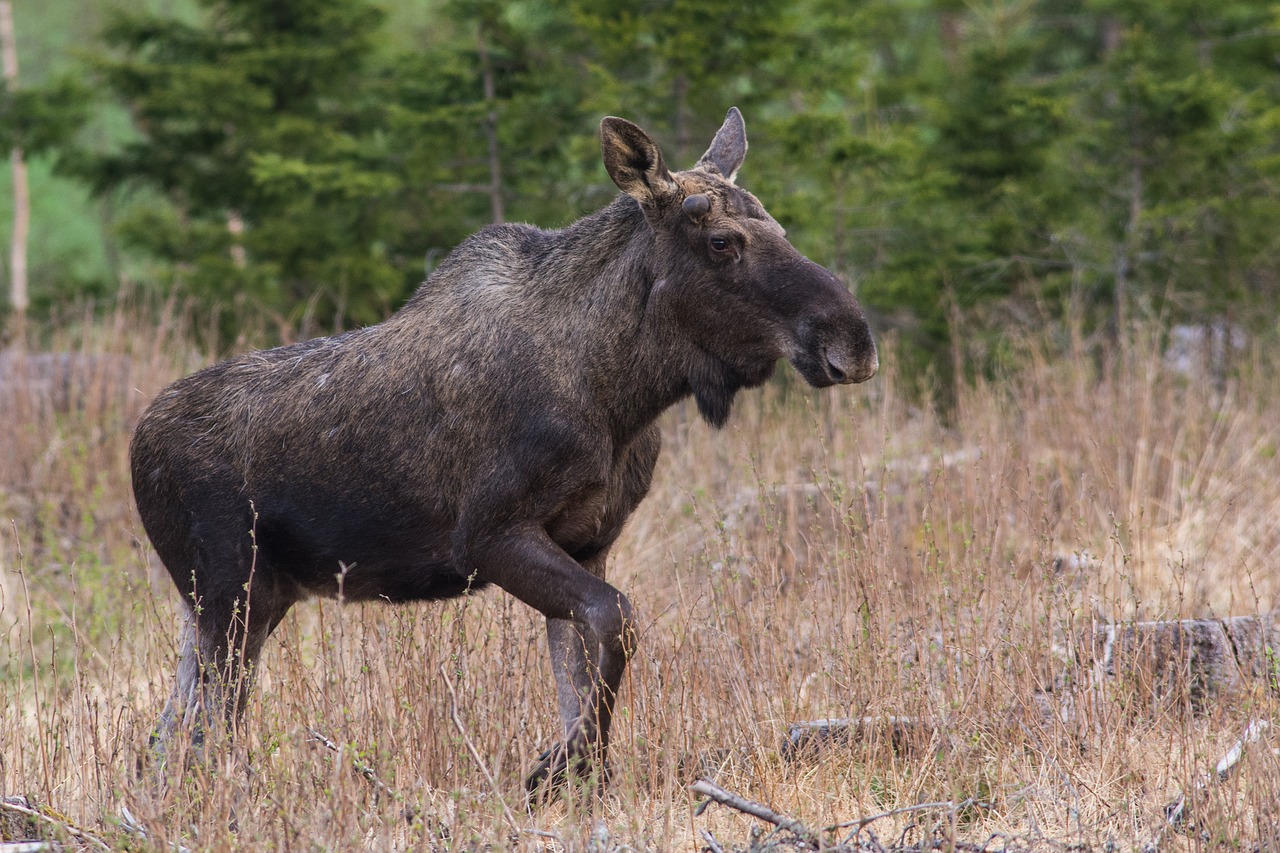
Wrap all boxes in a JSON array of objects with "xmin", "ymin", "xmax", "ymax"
[{"xmin": 81, "ymin": 0, "xmax": 400, "ymax": 331}]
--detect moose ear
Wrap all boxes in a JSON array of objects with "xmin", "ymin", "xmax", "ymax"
[
  {"xmin": 601, "ymin": 117, "xmax": 679, "ymax": 206},
  {"xmin": 697, "ymin": 107, "xmax": 748, "ymax": 183}
]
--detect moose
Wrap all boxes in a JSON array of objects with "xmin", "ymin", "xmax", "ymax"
[{"xmin": 132, "ymin": 108, "xmax": 877, "ymax": 798}]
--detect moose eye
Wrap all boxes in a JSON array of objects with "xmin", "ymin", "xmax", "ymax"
[{"xmin": 709, "ymin": 237, "xmax": 730, "ymax": 253}]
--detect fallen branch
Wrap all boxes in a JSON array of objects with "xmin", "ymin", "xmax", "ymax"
[
  {"xmin": 690, "ymin": 779, "xmax": 819, "ymax": 848},
  {"xmin": 783, "ymin": 715, "xmax": 938, "ymax": 762},
  {"xmin": 785, "ymin": 613, "xmax": 1280, "ymax": 765},
  {"xmin": 1086, "ymin": 614, "xmax": 1280, "ymax": 709},
  {"xmin": 692, "ymin": 782, "xmax": 1020, "ymax": 853},
  {"xmin": 0, "ymin": 797, "xmax": 109, "ymax": 852},
  {"xmin": 1146, "ymin": 718, "xmax": 1271, "ymax": 852}
]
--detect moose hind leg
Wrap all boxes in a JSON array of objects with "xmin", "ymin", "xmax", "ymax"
[
  {"xmin": 150, "ymin": 583, "xmax": 291, "ymax": 778},
  {"xmin": 150, "ymin": 612, "xmax": 200, "ymax": 774}
]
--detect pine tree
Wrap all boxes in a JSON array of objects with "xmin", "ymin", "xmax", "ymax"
[{"xmin": 79, "ymin": 0, "xmax": 401, "ymax": 333}]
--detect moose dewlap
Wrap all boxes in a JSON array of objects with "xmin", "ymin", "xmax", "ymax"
[{"xmin": 131, "ymin": 107, "xmax": 877, "ymax": 797}]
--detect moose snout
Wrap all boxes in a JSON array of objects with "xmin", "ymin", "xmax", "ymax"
[
  {"xmin": 788, "ymin": 261, "xmax": 879, "ymax": 386},
  {"xmin": 789, "ymin": 316, "xmax": 879, "ymax": 388},
  {"xmin": 817, "ymin": 301, "xmax": 878, "ymax": 385},
  {"xmin": 823, "ymin": 338, "xmax": 878, "ymax": 385}
]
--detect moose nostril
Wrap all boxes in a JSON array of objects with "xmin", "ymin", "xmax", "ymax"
[{"xmin": 825, "ymin": 355, "xmax": 848, "ymax": 384}]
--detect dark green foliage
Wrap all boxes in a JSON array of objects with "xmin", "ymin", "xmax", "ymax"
[
  {"xmin": 71, "ymin": 0, "xmax": 400, "ymax": 331},
  {"xmin": 0, "ymin": 77, "xmax": 88, "ymax": 155},
  {"xmin": 555, "ymin": 0, "xmax": 790, "ymax": 159}
]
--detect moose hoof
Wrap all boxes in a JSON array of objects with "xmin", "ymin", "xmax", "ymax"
[
  {"xmin": 524, "ymin": 746, "xmax": 564, "ymax": 806},
  {"xmin": 524, "ymin": 745, "xmax": 607, "ymax": 808}
]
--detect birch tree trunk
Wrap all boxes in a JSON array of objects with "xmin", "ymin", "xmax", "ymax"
[{"xmin": 0, "ymin": 1, "xmax": 28, "ymax": 341}]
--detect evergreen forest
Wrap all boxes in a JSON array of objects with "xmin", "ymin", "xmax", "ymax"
[{"xmin": 3, "ymin": 0, "xmax": 1280, "ymax": 368}]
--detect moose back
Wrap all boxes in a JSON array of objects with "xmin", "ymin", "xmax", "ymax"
[{"xmin": 131, "ymin": 108, "xmax": 878, "ymax": 796}]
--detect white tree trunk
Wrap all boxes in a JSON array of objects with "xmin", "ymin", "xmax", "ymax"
[{"xmin": 0, "ymin": 1, "xmax": 28, "ymax": 332}]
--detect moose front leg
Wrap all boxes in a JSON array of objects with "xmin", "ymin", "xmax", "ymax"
[
  {"xmin": 527, "ymin": 614, "xmax": 629, "ymax": 798},
  {"xmin": 528, "ymin": 546, "xmax": 633, "ymax": 799},
  {"xmin": 462, "ymin": 524, "xmax": 636, "ymax": 801}
]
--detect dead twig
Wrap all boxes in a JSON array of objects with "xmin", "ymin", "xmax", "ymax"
[
  {"xmin": 117, "ymin": 804, "xmax": 195, "ymax": 853},
  {"xmin": 691, "ymin": 779, "xmax": 820, "ymax": 848},
  {"xmin": 827, "ymin": 798, "xmax": 987, "ymax": 846},
  {"xmin": 699, "ymin": 827, "xmax": 726, "ymax": 853},
  {"xmin": 439, "ymin": 664, "xmax": 520, "ymax": 833},
  {"xmin": 306, "ymin": 727, "xmax": 399, "ymax": 802}
]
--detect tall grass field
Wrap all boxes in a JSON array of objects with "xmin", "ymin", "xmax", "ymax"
[{"xmin": 1, "ymin": 305, "xmax": 1278, "ymax": 851}]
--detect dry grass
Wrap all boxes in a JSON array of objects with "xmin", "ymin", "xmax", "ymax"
[{"xmin": 1, "ymin": 306, "xmax": 1278, "ymax": 851}]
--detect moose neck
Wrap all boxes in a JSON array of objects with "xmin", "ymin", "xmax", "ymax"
[{"xmin": 544, "ymin": 197, "xmax": 726, "ymax": 443}]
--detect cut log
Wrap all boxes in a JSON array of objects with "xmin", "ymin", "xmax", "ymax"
[
  {"xmin": 1083, "ymin": 613, "xmax": 1280, "ymax": 710},
  {"xmin": 784, "ymin": 612, "xmax": 1279, "ymax": 763},
  {"xmin": 783, "ymin": 715, "xmax": 941, "ymax": 763},
  {"xmin": 0, "ymin": 352, "xmax": 136, "ymax": 418}
]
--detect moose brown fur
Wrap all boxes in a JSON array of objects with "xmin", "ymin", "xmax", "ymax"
[{"xmin": 131, "ymin": 108, "xmax": 877, "ymax": 797}]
